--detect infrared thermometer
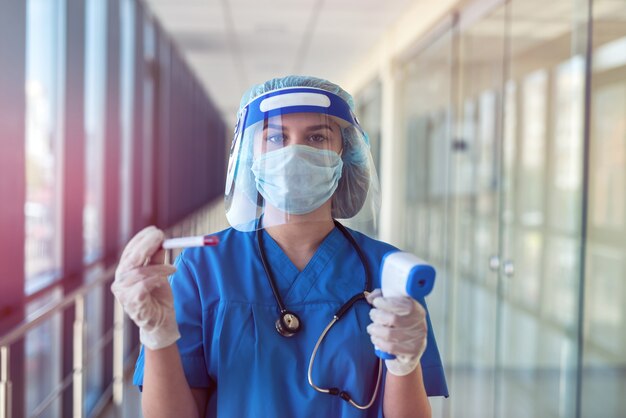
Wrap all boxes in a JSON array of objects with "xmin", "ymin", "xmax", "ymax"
[{"xmin": 375, "ymin": 251, "xmax": 436, "ymax": 360}]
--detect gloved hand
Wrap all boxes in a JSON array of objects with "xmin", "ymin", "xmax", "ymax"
[
  {"xmin": 111, "ymin": 226, "xmax": 180, "ymax": 350},
  {"xmin": 366, "ymin": 288, "xmax": 428, "ymax": 376}
]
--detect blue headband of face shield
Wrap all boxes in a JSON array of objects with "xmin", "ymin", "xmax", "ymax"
[{"xmin": 235, "ymin": 87, "xmax": 367, "ymax": 144}]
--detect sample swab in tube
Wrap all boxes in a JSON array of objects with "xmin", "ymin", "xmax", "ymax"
[{"xmin": 162, "ymin": 235, "xmax": 220, "ymax": 249}]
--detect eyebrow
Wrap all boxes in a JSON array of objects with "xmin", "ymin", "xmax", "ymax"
[
  {"xmin": 307, "ymin": 124, "xmax": 335, "ymax": 132},
  {"xmin": 264, "ymin": 123, "xmax": 284, "ymax": 131},
  {"xmin": 262, "ymin": 123, "xmax": 335, "ymax": 132}
]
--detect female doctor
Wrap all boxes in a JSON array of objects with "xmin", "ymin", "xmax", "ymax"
[{"xmin": 112, "ymin": 75, "xmax": 448, "ymax": 418}]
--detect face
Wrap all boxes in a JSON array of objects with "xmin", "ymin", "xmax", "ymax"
[{"xmin": 253, "ymin": 112, "xmax": 343, "ymax": 156}]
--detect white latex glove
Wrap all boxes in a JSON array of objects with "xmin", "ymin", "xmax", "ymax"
[
  {"xmin": 366, "ymin": 288, "xmax": 428, "ymax": 376},
  {"xmin": 111, "ymin": 226, "xmax": 180, "ymax": 350}
]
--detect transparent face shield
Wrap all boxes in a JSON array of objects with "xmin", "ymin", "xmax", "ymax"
[{"xmin": 225, "ymin": 87, "xmax": 381, "ymax": 231}]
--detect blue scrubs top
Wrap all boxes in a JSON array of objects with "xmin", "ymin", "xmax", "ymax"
[{"xmin": 134, "ymin": 226, "xmax": 448, "ymax": 417}]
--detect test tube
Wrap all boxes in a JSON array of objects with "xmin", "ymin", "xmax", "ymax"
[{"xmin": 162, "ymin": 235, "xmax": 220, "ymax": 249}]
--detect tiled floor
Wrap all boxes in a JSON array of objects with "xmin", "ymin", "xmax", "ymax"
[{"xmin": 99, "ymin": 366, "xmax": 626, "ymax": 418}]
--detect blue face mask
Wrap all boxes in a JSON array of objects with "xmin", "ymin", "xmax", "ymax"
[{"xmin": 251, "ymin": 145, "xmax": 343, "ymax": 215}]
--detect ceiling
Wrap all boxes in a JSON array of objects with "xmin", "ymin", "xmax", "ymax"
[{"xmin": 144, "ymin": 0, "xmax": 416, "ymax": 124}]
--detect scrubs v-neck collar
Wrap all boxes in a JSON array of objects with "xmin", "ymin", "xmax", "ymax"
[{"xmin": 260, "ymin": 227, "xmax": 343, "ymax": 305}]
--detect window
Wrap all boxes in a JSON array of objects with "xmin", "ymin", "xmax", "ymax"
[
  {"xmin": 25, "ymin": 290, "xmax": 63, "ymax": 417},
  {"xmin": 119, "ymin": 0, "xmax": 135, "ymax": 244},
  {"xmin": 83, "ymin": 0, "xmax": 107, "ymax": 263},
  {"xmin": 142, "ymin": 16, "xmax": 156, "ymax": 223},
  {"xmin": 24, "ymin": 0, "xmax": 66, "ymax": 294}
]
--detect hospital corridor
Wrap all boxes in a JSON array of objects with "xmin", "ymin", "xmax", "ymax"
[{"xmin": 1, "ymin": 0, "xmax": 626, "ymax": 417}]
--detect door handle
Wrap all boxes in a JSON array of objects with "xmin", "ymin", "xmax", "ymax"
[
  {"xmin": 489, "ymin": 255, "xmax": 500, "ymax": 272},
  {"xmin": 503, "ymin": 260, "xmax": 515, "ymax": 277}
]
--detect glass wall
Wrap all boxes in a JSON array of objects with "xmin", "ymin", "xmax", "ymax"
[
  {"xmin": 23, "ymin": 2, "xmax": 65, "ymax": 416},
  {"xmin": 397, "ymin": 23, "xmax": 456, "ymax": 417},
  {"xmin": 507, "ymin": 0, "xmax": 585, "ymax": 415},
  {"xmin": 142, "ymin": 16, "xmax": 156, "ymax": 223},
  {"xmin": 454, "ymin": 5, "xmax": 507, "ymax": 417},
  {"xmin": 395, "ymin": 0, "xmax": 626, "ymax": 417},
  {"xmin": 1, "ymin": 0, "xmax": 227, "ymax": 416},
  {"xmin": 119, "ymin": 0, "xmax": 136, "ymax": 245},
  {"xmin": 353, "ymin": 80, "xmax": 383, "ymax": 237},
  {"xmin": 84, "ymin": 267, "xmax": 104, "ymax": 415},
  {"xmin": 24, "ymin": 0, "xmax": 66, "ymax": 294},
  {"xmin": 496, "ymin": 0, "xmax": 587, "ymax": 416},
  {"xmin": 25, "ymin": 292, "xmax": 63, "ymax": 418},
  {"xmin": 84, "ymin": 0, "xmax": 107, "ymax": 263},
  {"xmin": 582, "ymin": 0, "xmax": 626, "ymax": 414},
  {"xmin": 399, "ymin": 23, "xmax": 455, "ymax": 337}
]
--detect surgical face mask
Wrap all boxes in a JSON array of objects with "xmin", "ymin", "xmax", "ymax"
[{"xmin": 251, "ymin": 145, "xmax": 343, "ymax": 215}]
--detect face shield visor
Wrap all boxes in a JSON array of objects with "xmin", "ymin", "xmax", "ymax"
[{"xmin": 225, "ymin": 87, "xmax": 381, "ymax": 231}]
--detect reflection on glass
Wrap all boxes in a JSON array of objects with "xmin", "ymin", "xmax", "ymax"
[
  {"xmin": 583, "ymin": 7, "xmax": 626, "ymax": 412},
  {"xmin": 498, "ymin": 0, "xmax": 585, "ymax": 416},
  {"xmin": 474, "ymin": 219, "xmax": 493, "ymax": 284},
  {"xmin": 24, "ymin": 0, "xmax": 65, "ymax": 293},
  {"xmin": 455, "ymin": 98, "xmax": 478, "ymax": 286},
  {"xmin": 458, "ymin": 99, "xmax": 477, "ymax": 196},
  {"xmin": 590, "ymin": 82, "xmax": 625, "ymax": 231},
  {"xmin": 85, "ymin": 266, "xmax": 104, "ymax": 414},
  {"xmin": 429, "ymin": 208, "xmax": 444, "ymax": 262},
  {"xmin": 84, "ymin": 0, "xmax": 107, "ymax": 263},
  {"xmin": 390, "ymin": 0, "xmax": 626, "ymax": 415},
  {"xmin": 512, "ymin": 231, "xmax": 543, "ymax": 308},
  {"xmin": 405, "ymin": 116, "xmax": 429, "ymax": 204},
  {"xmin": 451, "ymin": 7, "xmax": 506, "ymax": 418},
  {"xmin": 142, "ymin": 16, "xmax": 156, "ymax": 222},
  {"xmin": 594, "ymin": 35, "xmax": 626, "ymax": 73},
  {"xmin": 477, "ymin": 91, "xmax": 497, "ymax": 198},
  {"xmin": 351, "ymin": 81, "xmax": 382, "ymax": 237},
  {"xmin": 502, "ymin": 81, "xmax": 517, "ymax": 226},
  {"xmin": 475, "ymin": 90, "xmax": 499, "ymax": 289},
  {"xmin": 586, "ymin": 246, "xmax": 624, "ymax": 354},
  {"xmin": 401, "ymin": 27, "xmax": 454, "ymax": 270},
  {"xmin": 520, "ymin": 69, "xmax": 547, "ymax": 228},
  {"xmin": 398, "ymin": 30, "xmax": 455, "ymax": 418},
  {"xmin": 542, "ymin": 236, "xmax": 579, "ymax": 326},
  {"xmin": 119, "ymin": 0, "xmax": 135, "ymax": 244},
  {"xmin": 356, "ymin": 81, "xmax": 382, "ymax": 176},
  {"xmin": 25, "ymin": 289, "xmax": 62, "ymax": 418},
  {"xmin": 551, "ymin": 57, "xmax": 584, "ymax": 233}
]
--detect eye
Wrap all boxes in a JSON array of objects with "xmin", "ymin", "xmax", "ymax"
[
  {"xmin": 266, "ymin": 132, "xmax": 286, "ymax": 145},
  {"xmin": 308, "ymin": 134, "xmax": 328, "ymax": 143}
]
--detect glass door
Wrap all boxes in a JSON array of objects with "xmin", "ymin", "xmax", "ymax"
[
  {"xmin": 399, "ymin": 25, "xmax": 456, "ymax": 417},
  {"xmin": 581, "ymin": 1, "xmax": 626, "ymax": 415},
  {"xmin": 496, "ymin": 0, "xmax": 588, "ymax": 416},
  {"xmin": 447, "ymin": 4, "xmax": 507, "ymax": 417}
]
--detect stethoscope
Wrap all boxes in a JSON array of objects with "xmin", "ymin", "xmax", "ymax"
[{"xmin": 256, "ymin": 219, "xmax": 383, "ymax": 410}]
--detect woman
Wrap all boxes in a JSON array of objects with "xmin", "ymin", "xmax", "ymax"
[{"xmin": 112, "ymin": 75, "xmax": 448, "ymax": 418}]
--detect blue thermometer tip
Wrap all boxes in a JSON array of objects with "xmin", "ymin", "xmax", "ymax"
[{"xmin": 375, "ymin": 349, "xmax": 396, "ymax": 360}]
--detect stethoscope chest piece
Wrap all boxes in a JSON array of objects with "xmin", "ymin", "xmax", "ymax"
[{"xmin": 276, "ymin": 311, "xmax": 301, "ymax": 337}]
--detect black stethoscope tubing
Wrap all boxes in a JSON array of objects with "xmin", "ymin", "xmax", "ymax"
[{"xmin": 255, "ymin": 218, "xmax": 383, "ymax": 408}]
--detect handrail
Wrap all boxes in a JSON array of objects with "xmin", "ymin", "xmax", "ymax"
[
  {"xmin": 0, "ymin": 265, "xmax": 117, "ymax": 348},
  {"xmin": 0, "ymin": 198, "xmax": 228, "ymax": 418},
  {"xmin": 0, "ymin": 264, "xmax": 123, "ymax": 418}
]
